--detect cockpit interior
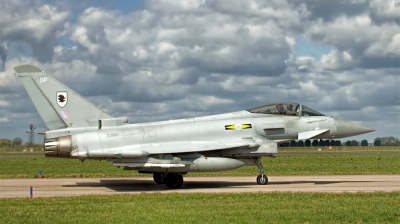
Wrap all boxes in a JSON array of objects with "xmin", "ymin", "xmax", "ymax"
[{"xmin": 246, "ymin": 102, "xmax": 325, "ymax": 116}]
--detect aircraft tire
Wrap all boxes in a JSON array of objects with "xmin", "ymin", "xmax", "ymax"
[
  {"xmin": 165, "ymin": 173, "xmax": 183, "ymax": 189},
  {"xmin": 153, "ymin": 173, "xmax": 165, "ymax": 184},
  {"xmin": 256, "ymin": 174, "xmax": 268, "ymax": 185}
]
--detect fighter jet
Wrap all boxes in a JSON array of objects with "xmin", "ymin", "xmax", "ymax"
[{"xmin": 14, "ymin": 65, "xmax": 374, "ymax": 189}]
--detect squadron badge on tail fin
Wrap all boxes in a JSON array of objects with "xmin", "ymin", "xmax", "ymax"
[{"xmin": 57, "ymin": 91, "xmax": 68, "ymax": 108}]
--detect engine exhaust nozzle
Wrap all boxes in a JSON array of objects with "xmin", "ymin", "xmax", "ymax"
[{"xmin": 44, "ymin": 136, "xmax": 73, "ymax": 158}]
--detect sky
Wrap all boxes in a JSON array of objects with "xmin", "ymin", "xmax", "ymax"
[{"xmin": 0, "ymin": 0, "xmax": 399, "ymax": 144}]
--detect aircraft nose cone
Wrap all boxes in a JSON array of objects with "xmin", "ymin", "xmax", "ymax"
[{"xmin": 334, "ymin": 119, "xmax": 375, "ymax": 138}]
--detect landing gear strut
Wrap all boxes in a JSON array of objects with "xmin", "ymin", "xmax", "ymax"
[
  {"xmin": 250, "ymin": 157, "xmax": 268, "ymax": 185},
  {"xmin": 164, "ymin": 173, "xmax": 184, "ymax": 189},
  {"xmin": 153, "ymin": 173, "xmax": 165, "ymax": 184}
]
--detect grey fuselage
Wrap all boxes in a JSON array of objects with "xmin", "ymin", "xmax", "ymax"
[
  {"xmin": 47, "ymin": 110, "xmax": 343, "ymax": 159},
  {"xmin": 78, "ymin": 112, "xmax": 333, "ymax": 152}
]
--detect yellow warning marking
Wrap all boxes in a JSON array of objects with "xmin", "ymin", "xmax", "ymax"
[
  {"xmin": 225, "ymin": 125, "xmax": 236, "ymax": 130},
  {"xmin": 225, "ymin": 124, "xmax": 252, "ymax": 130},
  {"xmin": 241, "ymin": 124, "xmax": 252, "ymax": 129}
]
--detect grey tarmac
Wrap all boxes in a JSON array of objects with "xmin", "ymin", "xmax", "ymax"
[{"xmin": 0, "ymin": 175, "xmax": 399, "ymax": 198}]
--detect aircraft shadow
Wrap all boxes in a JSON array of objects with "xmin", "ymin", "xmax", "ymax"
[
  {"xmin": 62, "ymin": 179, "xmax": 254, "ymax": 192},
  {"xmin": 61, "ymin": 179, "xmax": 373, "ymax": 192}
]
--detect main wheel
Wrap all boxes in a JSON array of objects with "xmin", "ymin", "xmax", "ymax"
[
  {"xmin": 165, "ymin": 173, "xmax": 184, "ymax": 189},
  {"xmin": 257, "ymin": 174, "xmax": 268, "ymax": 185},
  {"xmin": 153, "ymin": 173, "xmax": 165, "ymax": 184}
]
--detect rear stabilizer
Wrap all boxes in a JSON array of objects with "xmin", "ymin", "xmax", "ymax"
[{"xmin": 14, "ymin": 64, "xmax": 113, "ymax": 130}]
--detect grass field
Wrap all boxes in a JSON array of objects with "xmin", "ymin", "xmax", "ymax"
[
  {"xmin": 1, "ymin": 154, "xmax": 399, "ymax": 178},
  {"xmin": 1, "ymin": 192, "xmax": 399, "ymax": 223},
  {"xmin": 1, "ymin": 148, "xmax": 399, "ymax": 223}
]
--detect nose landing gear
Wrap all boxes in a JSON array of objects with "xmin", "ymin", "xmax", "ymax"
[
  {"xmin": 257, "ymin": 174, "xmax": 268, "ymax": 185},
  {"xmin": 250, "ymin": 157, "xmax": 269, "ymax": 185}
]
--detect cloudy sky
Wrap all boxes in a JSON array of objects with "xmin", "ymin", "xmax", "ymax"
[{"xmin": 0, "ymin": 0, "xmax": 399, "ymax": 144}]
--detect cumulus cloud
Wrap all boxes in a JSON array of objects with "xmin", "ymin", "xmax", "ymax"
[
  {"xmin": 291, "ymin": 0, "xmax": 369, "ymax": 22},
  {"xmin": 370, "ymin": 0, "xmax": 400, "ymax": 23},
  {"xmin": 67, "ymin": 2, "xmax": 298, "ymax": 80},
  {"xmin": 0, "ymin": 116, "xmax": 9, "ymax": 123},
  {"xmin": 303, "ymin": 4, "xmax": 400, "ymax": 70},
  {"xmin": 0, "ymin": 0, "xmax": 70, "ymax": 62},
  {"xmin": 0, "ymin": 43, "xmax": 7, "ymax": 70},
  {"xmin": 0, "ymin": 0, "xmax": 398, "ymax": 143}
]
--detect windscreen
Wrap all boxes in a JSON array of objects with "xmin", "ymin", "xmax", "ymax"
[
  {"xmin": 301, "ymin": 105, "xmax": 325, "ymax": 116},
  {"xmin": 246, "ymin": 103, "xmax": 300, "ymax": 116},
  {"xmin": 247, "ymin": 103, "xmax": 325, "ymax": 116}
]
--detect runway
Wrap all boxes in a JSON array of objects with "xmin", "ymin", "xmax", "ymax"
[{"xmin": 1, "ymin": 175, "xmax": 399, "ymax": 198}]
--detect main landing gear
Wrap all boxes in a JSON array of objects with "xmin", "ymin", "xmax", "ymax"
[
  {"xmin": 153, "ymin": 173, "xmax": 183, "ymax": 189},
  {"xmin": 153, "ymin": 173, "xmax": 165, "ymax": 184},
  {"xmin": 250, "ymin": 157, "xmax": 269, "ymax": 185}
]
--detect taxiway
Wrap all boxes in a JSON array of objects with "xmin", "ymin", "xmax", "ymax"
[{"xmin": 0, "ymin": 175, "xmax": 399, "ymax": 198}]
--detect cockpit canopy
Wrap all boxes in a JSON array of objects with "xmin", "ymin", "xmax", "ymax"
[{"xmin": 246, "ymin": 102, "xmax": 325, "ymax": 116}]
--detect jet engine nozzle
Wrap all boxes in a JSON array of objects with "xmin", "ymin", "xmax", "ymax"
[{"xmin": 44, "ymin": 136, "xmax": 73, "ymax": 158}]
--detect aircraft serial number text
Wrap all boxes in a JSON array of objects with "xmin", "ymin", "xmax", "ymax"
[{"xmin": 106, "ymin": 133, "xmax": 119, "ymax": 138}]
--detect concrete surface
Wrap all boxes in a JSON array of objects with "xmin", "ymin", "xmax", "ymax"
[{"xmin": 1, "ymin": 175, "xmax": 399, "ymax": 198}]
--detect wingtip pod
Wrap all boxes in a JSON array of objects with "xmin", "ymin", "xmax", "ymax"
[{"xmin": 14, "ymin": 64, "xmax": 43, "ymax": 74}]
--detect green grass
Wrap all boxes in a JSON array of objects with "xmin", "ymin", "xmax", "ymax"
[
  {"xmin": 1, "ymin": 192, "xmax": 399, "ymax": 223},
  {"xmin": 1, "ymin": 154, "xmax": 399, "ymax": 178}
]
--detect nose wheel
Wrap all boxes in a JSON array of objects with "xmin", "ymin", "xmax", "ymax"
[
  {"xmin": 257, "ymin": 174, "xmax": 268, "ymax": 185},
  {"xmin": 250, "ymin": 157, "xmax": 268, "ymax": 185}
]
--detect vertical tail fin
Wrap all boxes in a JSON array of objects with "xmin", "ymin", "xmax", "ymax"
[{"xmin": 14, "ymin": 64, "xmax": 113, "ymax": 130}]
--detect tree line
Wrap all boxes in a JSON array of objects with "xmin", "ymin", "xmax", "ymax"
[
  {"xmin": 280, "ymin": 139, "xmax": 341, "ymax": 147},
  {"xmin": 278, "ymin": 136, "xmax": 400, "ymax": 147},
  {"xmin": 0, "ymin": 138, "xmax": 35, "ymax": 147},
  {"xmin": 373, "ymin": 136, "xmax": 400, "ymax": 146}
]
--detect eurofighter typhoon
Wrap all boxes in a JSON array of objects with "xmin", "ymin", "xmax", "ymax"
[{"xmin": 14, "ymin": 65, "xmax": 375, "ymax": 189}]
